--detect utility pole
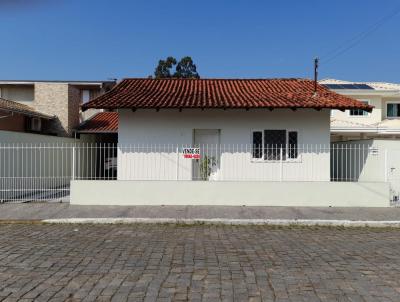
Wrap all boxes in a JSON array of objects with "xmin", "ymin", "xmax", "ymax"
[{"xmin": 314, "ymin": 57, "xmax": 319, "ymax": 93}]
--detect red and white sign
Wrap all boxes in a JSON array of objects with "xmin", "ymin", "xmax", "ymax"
[{"xmin": 182, "ymin": 147, "xmax": 200, "ymax": 159}]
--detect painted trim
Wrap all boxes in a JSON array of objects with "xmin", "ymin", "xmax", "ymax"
[
  {"xmin": 331, "ymin": 128, "xmax": 400, "ymax": 134},
  {"xmin": 328, "ymin": 89, "xmax": 400, "ymax": 97}
]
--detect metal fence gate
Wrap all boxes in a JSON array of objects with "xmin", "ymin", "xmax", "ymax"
[{"xmin": 0, "ymin": 144, "xmax": 117, "ymax": 203}]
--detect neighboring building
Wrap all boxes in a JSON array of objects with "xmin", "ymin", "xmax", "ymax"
[
  {"xmin": 75, "ymin": 111, "xmax": 118, "ymax": 143},
  {"xmin": 82, "ymin": 78, "xmax": 370, "ymax": 182},
  {"xmin": 320, "ymin": 79, "xmax": 400, "ymax": 199},
  {"xmin": 320, "ymin": 79, "xmax": 400, "ymax": 142},
  {"xmin": 0, "ymin": 80, "xmax": 116, "ymax": 136},
  {"xmin": 0, "ymin": 97, "xmax": 54, "ymax": 133}
]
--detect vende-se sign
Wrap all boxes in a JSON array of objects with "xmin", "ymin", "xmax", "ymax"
[{"xmin": 182, "ymin": 147, "xmax": 200, "ymax": 159}]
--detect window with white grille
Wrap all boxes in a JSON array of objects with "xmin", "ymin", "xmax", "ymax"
[{"xmin": 252, "ymin": 130, "xmax": 298, "ymax": 160}]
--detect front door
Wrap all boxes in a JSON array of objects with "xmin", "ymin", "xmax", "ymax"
[{"xmin": 193, "ymin": 129, "xmax": 220, "ymax": 180}]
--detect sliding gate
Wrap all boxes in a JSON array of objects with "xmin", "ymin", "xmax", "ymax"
[{"xmin": 0, "ymin": 144, "xmax": 117, "ymax": 203}]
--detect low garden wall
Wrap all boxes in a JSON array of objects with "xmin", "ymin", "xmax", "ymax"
[{"xmin": 71, "ymin": 180, "xmax": 390, "ymax": 207}]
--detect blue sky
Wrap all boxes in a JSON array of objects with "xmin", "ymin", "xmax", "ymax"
[{"xmin": 0, "ymin": 0, "xmax": 399, "ymax": 82}]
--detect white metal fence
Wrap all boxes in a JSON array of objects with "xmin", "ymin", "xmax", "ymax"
[
  {"xmin": 0, "ymin": 143, "xmax": 392, "ymax": 203},
  {"xmin": 0, "ymin": 143, "xmax": 116, "ymax": 203}
]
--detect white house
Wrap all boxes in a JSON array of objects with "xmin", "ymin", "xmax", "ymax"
[
  {"xmin": 69, "ymin": 78, "xmax": 391, "ymax": 207},
  {"xmin": 81, "ymin": 78, "xmax": 371, "ymax": 183},
  {"xmin": 319, "ymin": 79, "xmax": 400, "ymax": 141}
]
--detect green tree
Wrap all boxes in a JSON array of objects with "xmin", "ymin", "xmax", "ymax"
[
  {"xmin": 174, "ymin": 56, "xmax": 200, "ymax": 79},
  {"xmin": 154, "ymin": 56, "xmax": 177, "ymax": 79},
  {"xmin": 153, "ymin": 56, "xmax": 200, "ymax": 79}
]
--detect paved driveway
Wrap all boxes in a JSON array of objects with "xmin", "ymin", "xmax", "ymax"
[{"xmin": 0, "ymin": 224, "xmax": 399, "ymax": 302}]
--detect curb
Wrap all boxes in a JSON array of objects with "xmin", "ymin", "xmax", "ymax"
[{"xmin": 42, "ymin": 218, "xmax": 400, "ymax": 227}]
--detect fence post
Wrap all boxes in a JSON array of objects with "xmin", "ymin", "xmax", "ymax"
[
  {"xmin": 72, "ymin": 146, "xmax": 75, "ymax": 181},
  {"xmin": 176, "ymin": 145, "xmax": 179, "ymax": 180},
  {"xmin": 384, "ymin": 149, "xmax": 388, "ymax": 182},
  {"xmin": 280, "ymin": 146, "xmax": 283, "ymax": 181}
]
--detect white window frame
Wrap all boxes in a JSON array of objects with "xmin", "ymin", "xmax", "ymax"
[
  {"xmin": 347, "ymin": 99, "xmax": 370, "ymax": 118},
  {"xmin": 250, "ymin": 129, "xmax": 301, "ymax": 163},
  {"xmin": 386, "ymin": 101, "xmax": 400, "ymax": 119}
]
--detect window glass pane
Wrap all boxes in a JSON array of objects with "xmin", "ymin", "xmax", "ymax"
[
  {"xmin": 288, "ymin": 131, "xmax": 298, "ymax": 159},
  {"xmin": 264, "ymin": 130, "xmax": 286, "ymax": 160},
  {"xmin": 81, "ymin": 90, "xmax": 90, "ymax": 104},
  {"xmin": 387, "ymin": 104, "xmax": 400, "ymax": 117},
  {"xmin": 349, "ymin": 109, "xmax": 366, "ymax": 116},
  {"xmin": 387, "ymin": 104, "xmax": 394, "ymax": 117},
  {"xmin": 350, "ymin": 101, "xmax": 369, "ymax": 116},
  {"xmin": 252, "ymin": 131, "xmax": 262, "ymax": 159}
]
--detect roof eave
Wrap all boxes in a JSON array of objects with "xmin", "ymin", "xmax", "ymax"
[{"xmin": 0, "ymin": 107, "xmax": 55, "ymax": 120}]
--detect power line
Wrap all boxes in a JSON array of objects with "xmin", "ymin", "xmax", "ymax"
[{"xmin": 320, "ymin": 5, "xmax": 400, "ymax": 65}]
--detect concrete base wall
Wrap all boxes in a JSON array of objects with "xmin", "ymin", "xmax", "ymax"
[{"xmin": 71, "ymin": 181, "xmax": 390, "ymax": 207}]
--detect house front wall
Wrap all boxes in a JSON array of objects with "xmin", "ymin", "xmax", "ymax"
[
  {"xmin": 118, "ymin": 109, "xmax": 331, "ymax": 181},
  {"xmin": 331, "ymin": 92, "xmax": 400, "ymax": 141},
  {"xmin": 331, "ymin": 94, "xmax": 382, "ymax": 125}
]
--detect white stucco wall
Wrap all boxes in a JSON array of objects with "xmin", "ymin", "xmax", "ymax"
[
  {"xmin": 331, "ymin": 93, "xmax": 400, "ymax": 126},
  {"xmin": 117, "ymin": 109, "xmax": 331, "ymax": 181},
  {"xmin": 71, "ymin": 180, "xmax": 390, "ymax": 207},
  {"xmin": 333, "ymin": 139, "xmax": 400, "ymax": 200},
  {"xmin": 331, "ymin": 94, "xmax": 382, "ymax": 124}
]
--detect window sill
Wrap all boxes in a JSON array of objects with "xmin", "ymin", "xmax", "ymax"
[{"xmin": 251, "ymin": 158, "xmax": 302, "ymax": 163}]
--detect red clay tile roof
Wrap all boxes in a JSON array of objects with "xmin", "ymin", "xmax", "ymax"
[
  {"xmin": 76, "ymin": 112, "xmax": 118, "ymax": 133},
  {"xmin": 82, "ymin": 78, "xmax": 373, "ymax": 111},
  {"xmin": 0, "ymin": 97, "xmax": 54, "ymax": 119}
]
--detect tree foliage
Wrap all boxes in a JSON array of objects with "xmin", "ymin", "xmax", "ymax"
[
  {"xmin": 174, "ymin": 56, "xmax": 200, "ymax": 79},
  {"xmin": 154, "ymin": 56, "xmax": 177, "ymax": 79},
  {"xmin": 153, "ymin": 56, "xmax": 200, "ymax": 79}
]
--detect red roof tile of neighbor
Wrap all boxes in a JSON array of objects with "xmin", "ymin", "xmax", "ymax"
[
  {"xmin": 82, "ymin": 78, "xmax": 373, "ymax": 111},
  {"xmin": 76, "ymin": 112, "xmax": 118, "ymax": 133},
  {"xmin": 0, "ymin": 97, "xmax": 54, "ymax": 119}
]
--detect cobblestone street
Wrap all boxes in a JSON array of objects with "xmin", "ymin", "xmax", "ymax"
[{"xmin": 0, "ymin": 224, "xmax": 399, "ymax": 302}]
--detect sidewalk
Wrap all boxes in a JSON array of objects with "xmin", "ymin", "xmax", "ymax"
[{"xmin": 1, "ymin": 204, "xmax": 400, "ymax": 226}]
